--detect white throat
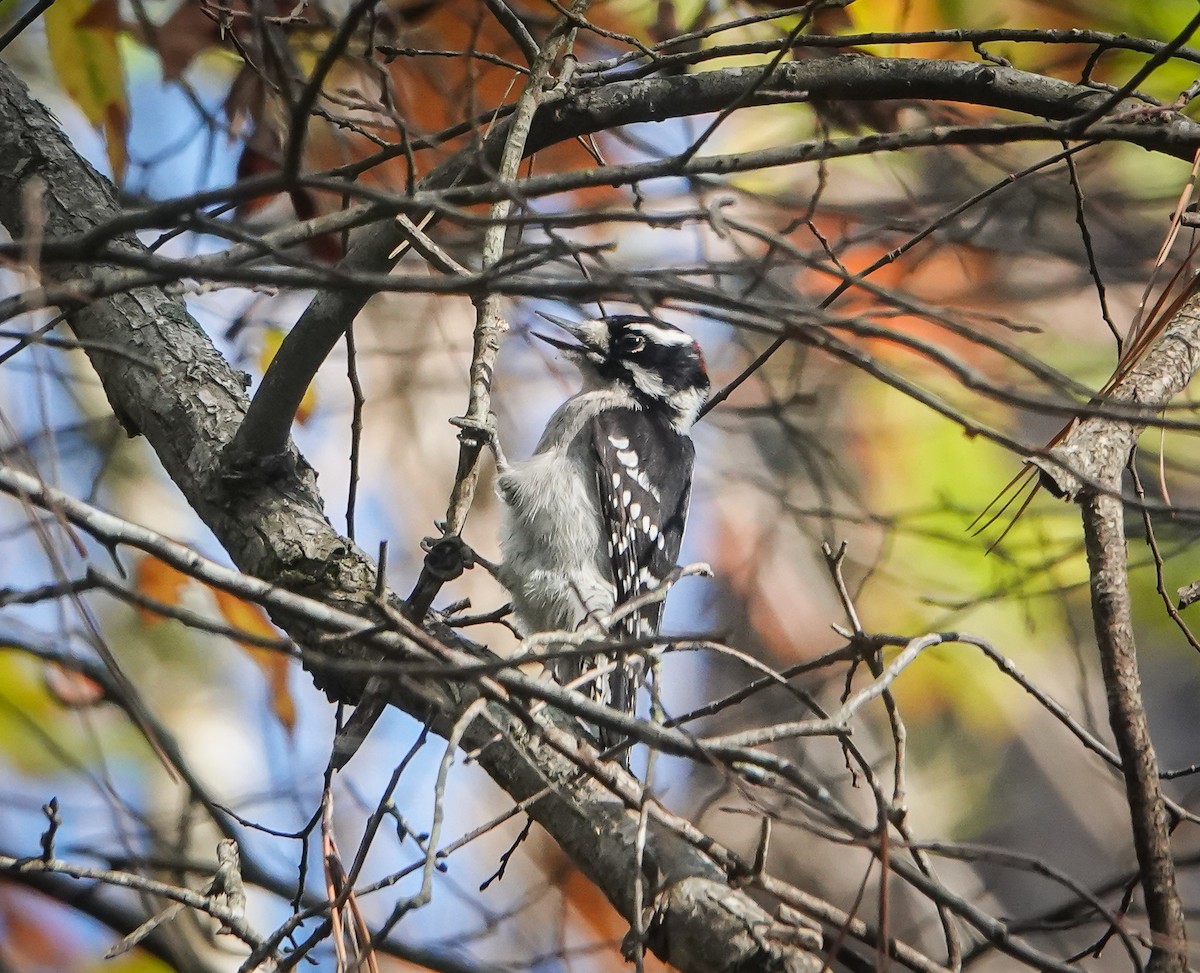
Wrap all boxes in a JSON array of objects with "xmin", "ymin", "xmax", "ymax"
[{"xmin": 668, "ymin": 385, "xmax": 706, "ymax": 432}]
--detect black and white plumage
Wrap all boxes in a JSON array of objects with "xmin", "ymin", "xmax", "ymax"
[{"xmin": 496, "ymin": 313, "xmax": 709, "ymax": 767}]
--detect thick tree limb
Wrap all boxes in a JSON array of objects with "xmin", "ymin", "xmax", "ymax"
[
  {"xmin": 1029, "ymin": 291, "xmax": 1200, "ymax": 972},
  {"xmin": 1080, "ymin": 491, "xmax": 1187, "ymax": 972},
  {"xmin": 0, "ymin": 62, "xmax": 825, "ymax": 973}
]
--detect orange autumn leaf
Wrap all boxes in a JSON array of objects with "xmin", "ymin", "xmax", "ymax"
[
  {"xmin": 0, "ymin": 888, "xmax": 76, "ymax": 970},
  {"xmin": 153, "ymin": 0, "xmax": 224, "ymax": 81},
  {"xmin": 44, "ymin": 664, "xmax": 107, "ymax": 708},
  {"xmin": 561, "ymin": 867, "xmax": 624, "ymax": 940},
  {"xmin": 135, "ymin": 555, "xmax": 295, "ymax": 732},
  {"xmin": 134, "ymin": 556, "xmax": 190, "ymax": 624},
  {"xmin": 560, "ymin": 868, "xmax": 672, "ymax": 972},
  {"xmin": 211, "ymin": 589, "xmax": 297, "ymax": 734}
]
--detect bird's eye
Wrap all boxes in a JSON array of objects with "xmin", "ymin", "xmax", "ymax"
[{"xmin": 622, "ymin": 335, "xmax": 646, "ymax": 353}]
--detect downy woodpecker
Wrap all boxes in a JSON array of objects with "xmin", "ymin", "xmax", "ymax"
[{"xmin": 497, "ymin": 313, "xmax": 709, "ymax": 766}]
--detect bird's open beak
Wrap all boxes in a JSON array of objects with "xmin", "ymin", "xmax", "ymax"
[{"xmin": 532, "ymin": 312, "xmax": 600, "ymax": 355}]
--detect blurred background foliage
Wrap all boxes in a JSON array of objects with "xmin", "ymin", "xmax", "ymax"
[{"xmin": 3, "ymin": 0, "xmax": 1200, "ymax": 970}]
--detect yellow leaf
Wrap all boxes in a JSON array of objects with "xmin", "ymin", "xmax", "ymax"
[
  {"xmin": 212, "ymin": 590, "xmax": 297, "ymax": 734},
  {"xmin": 260, "ymin": 327, "xmax": 318, "ymax": 425},
  {"xmin": 44, "ymin": 0, "xmax": 129, "ymax": 180}
]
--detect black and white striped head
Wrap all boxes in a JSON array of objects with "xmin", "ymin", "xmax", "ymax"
[{"xmin": 535, "ymin": 313, "xmax": 710, "ymax": 431}]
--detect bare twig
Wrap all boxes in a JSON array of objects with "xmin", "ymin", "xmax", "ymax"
[
  {"xmin": 442, "ymin": 2, "xmax": 590, "ymax": 537},
  {"xmin": 6, "ymin": 845, "xmax": 266, "ymax": 955}
]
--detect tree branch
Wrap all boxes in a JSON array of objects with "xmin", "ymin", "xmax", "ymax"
[
  {"xmin": 1031, "ymin": 289, "xmax": 1200, "ymax": 498},
  {"xmin": 2, "ymin": 866, "xmax": 225, "ymax": 973},
  {"xmin": 1080, "ymin": 490, "xmax": 1186, "ymax": 972},
  {"xmin": 443, "ymin": 2, "xmax": 587, "ymax": 537},
  {"xmin": 0, "ymin": 60, "xmax": 826, "ymax": 973},
  {"xmin": 225, "ymin": 53, "xmax": 1200, "ymax": 469},
  {"xmin": 1027, "ymin": 282, "xmax": 1200, "ymax": 973}
]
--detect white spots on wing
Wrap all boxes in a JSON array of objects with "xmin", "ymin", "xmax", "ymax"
[
  {"xmin": 636, "ymin": 470, "xmax": 659, "ymax": 501},
  {"xmin": 642, "ymin": 515, "xmax": 652, "ymax": 533},
  {"xmin": 622, "ymin": 490, "xmax": 631, "ymax": 507},
  {"xmin": 592, "ymin": 671, "xmax": 612, "ymax": 708},
  {"xmin": 629, "ymin": 501, "xmax": 641, "ymax": 520},
  {"xmin": 613, "ymin": 516, "xmax": 634, "ymax": 557},
  {"xmin": 637, "ymin": 566, "xmax": 661, "ymax": 589},
  {"xmin": 648, "ymin": 524, "xmax": 659, "ymax": 541},
  {"xmin": 656, "ymin": 534, "xmax": 666, "ymax": 550},
  {"xmin": 612, "ymin": 444, "xmax": 660, "ymax": 501},
  {"xmin": 608, "ymin": 435, "xmax": 629, "ymax": 449},
  {"xmin": 612, "ymin": 472, "xmax": 622, "ymax": 488}
]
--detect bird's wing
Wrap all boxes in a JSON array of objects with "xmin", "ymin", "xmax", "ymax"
[
  {"xmin": 586, "ymin": 407, "xmax": 694, "ymax": 762},
  {"xmin": 591, "ymin": 407, "xmax": 694, "ymax": 638}
]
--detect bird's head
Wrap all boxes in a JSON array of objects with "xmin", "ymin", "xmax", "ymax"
[{"xmin": 535, "ymin": 312, "xmax": 709, "ymax": 431}]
